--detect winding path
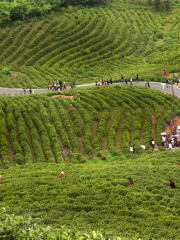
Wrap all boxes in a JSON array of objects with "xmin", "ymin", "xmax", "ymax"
[{"xmin": 0, "ymin": 81, "xmax": 180, "ymax": 98}]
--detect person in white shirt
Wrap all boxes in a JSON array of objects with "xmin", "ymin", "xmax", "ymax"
[
  {"xmin": 168, "ymin": 143, "xmax": 173, "ymax": 150},
  {"xmin": 130, "ymin": 77, "xmax": 133, "ymax": 85},
  {"xmin": 130, "ymin": 146, "xmax": 133, "ymax": 154}
]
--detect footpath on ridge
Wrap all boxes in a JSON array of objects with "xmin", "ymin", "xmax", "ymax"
[{"xmin": 1, "ymin": 81, "xmax": 180, "ymax": 98}]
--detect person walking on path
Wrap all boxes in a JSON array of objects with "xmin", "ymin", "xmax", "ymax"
[
  {"xmin": 136, "ymin": 74, "xmax": 138, "ymax": 81},
  {"xmin": 128, "ymin": 177, "xmax": 134, "ymax": 185},
  {"xmin": 121, "ymin": 75, "xmax": 124, "ymax": 84},
  {"xmin": 59, "ymin": 80, "xmax": 62, "ymax": 90},
  {"xmin": 166, "ymin": 78, "xmax": 169, "ymax": 88},
  {"xmin": 72, "ymin": 79, "xmax": 75, "ymax": 88},
  {"xmin": 130, "ymin": 77, "xmax": 133, "ymax": 85},
  {"xmin": 29, "ymin": 88, "xmax": 32, "ymax": 94},
  {"xmin": 110, "ymin": 75, "xmax": 112, "ymax": 84},
  {"xmin": 125, "ymin": 79, "xmax": 128, "ymax": 85},
  {"xmin": 170, "ymin": 180, "xmax": 175, "ymax": 188}
]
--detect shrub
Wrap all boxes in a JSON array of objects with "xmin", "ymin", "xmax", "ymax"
[{"xmin": 1, "ymin": 68, "xmax": 10, "ymax": 75}]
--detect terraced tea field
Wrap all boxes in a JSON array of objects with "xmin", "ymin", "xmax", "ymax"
[
  {"xmin": 0, "ymin": 85, "xmax": 179, "ymax": 168},
  {"xmin": 0, "ymin": 3, "xmax": 180, "ymax": 88}
]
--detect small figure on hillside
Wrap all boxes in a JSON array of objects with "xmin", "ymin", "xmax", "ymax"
[
  {"xmin": 63, "ymin": 82, "xmax": 66, "ymax": 89},
  {"xmin": 107, "ymin": 79, "xmax": 109, "ymax": 85},
  {"xmin": 72, "ymin": 79, "xmax": 75, "ymax": 88},
  {"xmin": 147, "ymin": 81, "xmax": 150, "ymax": 88},
  {"xmin": 102, "ymin": 79, "xmax": 104, "ymax": 85},
  {"xmin": 166, "ymin": 78, "xmax": 169, "ymax": 88},
  {"xmin": 170, "ymin": 119, "xmax": 172, "ymax": 126},
  {"xmin": 150, "ymin": 137, "xmax": 155, "ymax": 151},
  {"xmin": 133, "ymin": 145, "xmax": 136, "ymax": 154},
  {"xmin": 164, "ymin": 69, "xmax": 167, "ymax": 76},
  {"xmin": 0, "ymin": 175, "xmax": 3, "ymax": 183},
  {"xmin": 57, "ymin": 171, "xmax": 67, "ymax": 178},
  {"xmin": 130, "ymin": 77, "xmax": 133, "ymax": 85},
  {"xmin": 170, "ymin": 180, "xmax": 175, "ymax": 189},
  {"xmin": 97, "ymin": 81, "xmax": 100, "ymax": 86},
  {"xmin": 59, "ymin": 80, "xmax": 62, "ymax": 90},
  {"xmin": 168, "ymin": 142, "xmax": 173, "ymax": 150},
  {"xmin": 128, "ymin": 177, "xmax": 134, "ymax": 185},
  {"xmin": 121, "ymin": 75, "xmax": 124, "ymax": 84},
  {"xmin": 130, "ymin": 145, "xmax": 133, "ymax": 154},
  {"xmin": 9, "ymin": 36, "xmax": 13, "ymax": 43},
  {"xmin": 23, "ymin": 88, "xmax": 26, "ymax": 94},
  {"xmin": 29, "ymin": 88, "xmax": 32, "ymax": 94},
  {"xmin": 110, "ymin": 75, "xmax": 112, "ymax": 84},
  {"xmin": 47, "ymin": 82, "xmax": 50, "ymax": 90},
  {"xmin": 171, "ymin": 138, "xmax": 175, "ymax": 148},
  {"xmin": 136, "ymin": 73, "xmax": 138, "ymax": 81},
  {"xmin": 95, "ymin": 82, "xmax": 97, "ymax": 86},
  {"xmin": 125, "ymin": 79, "xmax": 128, "ymax": 85}
]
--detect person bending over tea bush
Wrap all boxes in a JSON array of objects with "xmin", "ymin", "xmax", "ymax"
[
  {"xmin": 57, "ymin": 171, "xmax": 67, "ymax": 178},
  {"xmin": 128, "ymin": 177, "xmax": 134, "ymax": 185},
  {"xmin": 170, "ymin": 180, "xmax": 175, "ymax": 188}
]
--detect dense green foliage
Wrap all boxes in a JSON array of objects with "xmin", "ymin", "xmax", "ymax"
[
  {"xmin": 0, "ymin": 1, "xmax": 180, "ymax": 88},
  {"xmin": 0, "ymin": 85, "xmax": 178, "ymax": 168},
  {"xmin": 0, "ymin": 208, "xmax": 127, "ymax": 240},
  {"xmin": 0, "ymin": 0, "xmax": 105, "ymax": 26},
  {"xmin": 1, "ymin": 149, "xmax": 180, "ymax": 239}
]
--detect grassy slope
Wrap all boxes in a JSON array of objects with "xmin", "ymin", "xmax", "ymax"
[
  {"xmin": 0, "ymin": 85, "xmax": 179, "ymax": 168},
  {"xmin": 1, "ymin": 150, "xmax": 180, "ymax": 239},
  {"xmin": 0, "ymin": 1, "xmax": 180, "ymax": 87}
]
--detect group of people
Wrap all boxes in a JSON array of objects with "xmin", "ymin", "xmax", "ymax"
[
  {"xmin": 130, "ymin": 145, "xmax": 136, "ymax": 154},
  {"xmin": 96, "ymin": 74, "xmax": 139, "ymax": 86},
  {"xmin": 96, "ymin": 75, "xmax": 113, "ymax": 86},
  {"xmin": 48, "ymin": 80, "xmax": 69, "ymax": 91},
  {"xmin": 23, "ymin": 88, "xmax": 33, "ymax": 94},
  {"xmin": 145, "ymin": 81, "xmax": 150, "ymax": 88},
  {"xmin": 162, "ymin": 134, "xmax": 175, "ymax": 149}
]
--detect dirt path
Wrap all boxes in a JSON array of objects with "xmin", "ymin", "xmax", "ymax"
[{"xmin": 164, "ymin": 116, "xmax": 180, "ymax": 137}]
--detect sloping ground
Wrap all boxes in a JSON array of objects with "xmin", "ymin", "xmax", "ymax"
[
  {"xmin": 1, "ymin": 150, "xmax": 180, "ymax": 239},
  {"xmin": 164, "ymin": 116, "xmax": 180, "ymax": 135},
  {"xmin": 0, "ymin": 5, "xmax": 180, "ymax": 88},
  {"xmin": 0, "ymin": 85, "xmax": 180, "ymax": 168}
]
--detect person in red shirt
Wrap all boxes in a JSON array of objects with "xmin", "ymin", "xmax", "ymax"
[
  {"xmin": 101, "ymin": 79, "xmax": 104, "ymax": 85},
  {"xmin": 170, "ymin": 180, "xmax": 175, "ymax": 188},
  {"xmin": 57, "ymin": 171, "xmax": 67, "ymax": 178},
  {"xmin": 128, "ymin": 177, "xmax": 134, "ymax": 185},
  {"xmin": 0, "ymin": 175, "xmax": 3, "ymax": 183}
]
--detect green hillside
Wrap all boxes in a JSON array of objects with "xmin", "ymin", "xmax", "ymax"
[
  {"xmin": 1, "ymin": 150, "xmax": 180, "ymax": 239},
  {"xmin": 0, "ymin": 85, "xmax": 179, "ymax": 168},
  {"xmin": 0, "ymin": 1, "xmax": 180, "ymax": 88}
]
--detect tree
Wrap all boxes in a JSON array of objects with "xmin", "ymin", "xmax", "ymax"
[
  {"xmin": 166, "ymin": 0, "xmax": 170, "ymax": 11},
  {"xmin": 148, "ymin": 0, "xmax": 153, "ymax": 6},
  {"xmin": 154, "ymin": 0, "xmax": 161, "ymax": 11}
]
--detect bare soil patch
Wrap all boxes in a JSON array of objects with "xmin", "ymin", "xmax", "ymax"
[
  {"xmin": 50, "ymin": 95, "xmax": 73, "ymax": 100},
  {"xmin": 164, "ymin": 116, "xmax": 180, "ymax": 136}
]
